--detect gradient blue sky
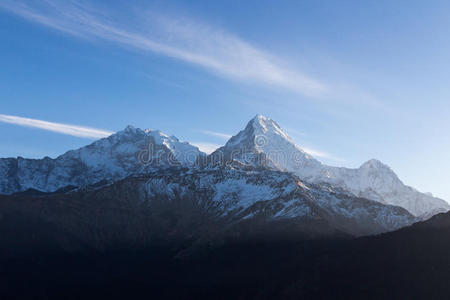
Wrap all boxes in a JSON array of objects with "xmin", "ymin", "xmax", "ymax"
[{"xmin": 1, "ymin": 0, "xmax": 450, "ymax": 199}]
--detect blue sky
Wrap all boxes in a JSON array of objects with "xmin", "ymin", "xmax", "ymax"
[{"xmin": 1, "ymin": 0, "xmax": 450, "ymax": 199}]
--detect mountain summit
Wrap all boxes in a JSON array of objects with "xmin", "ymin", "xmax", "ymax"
[
  {"xmin": 209, "ymin": 115, "xmax": 322, "ymax": 172},
  {"xmin": 0, "ymin": 115, "xmax": 447, "ymax": 218},
  {"xmin": 0, "ymin": 127, "xmax": 204, "ymax": 194},
  {"xmin": 211, "ymin": 115, "xmax": 449, "ymax": 217}
]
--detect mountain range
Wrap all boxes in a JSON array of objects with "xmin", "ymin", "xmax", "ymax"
[
  {"xmin": 2, "ymin": 174, "xmax": 450, "ymax": 299},
  {"xmin": 210, "ymin": 115, "xmax": 449, "ymax": 217},
  {"xmin": 2, "ymin": 114, "xmax": 450, "ymax": 299},
  {"xmin": 0, "ymin": 115, "xmax": 447, "ymax": 236}
]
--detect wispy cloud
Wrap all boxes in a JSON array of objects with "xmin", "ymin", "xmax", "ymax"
[
  {"xmin": 0, "ymin": 114, "xmax": 113, "ymax": 139},
  {"xmin": 284, "ymin": 127, "xmax": 307, "ymax": 138},
  {"xmin": 301, "ymin": 146, "xmax": 330, "ymax": 159},
  {"xmin": 301, "ymin": 145, "xmax": 345, "ymax": 163},
  {"xmin": 0, "ymin": 0, "xmax": 326, "ymax": 97},
  {"xmin": 191, "ymin": 142, "xmax": 221, "ymax": 154},
  {"xmin": 201, "ymin": 130, "xmax": 232, "ymax": 140}
]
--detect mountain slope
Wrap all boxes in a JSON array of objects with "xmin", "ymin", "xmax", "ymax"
[
  {"xmin": 0, "ymin": 196, "xmax": 448, "ymax": 300},
  {"xmin": 0, "ymin": 166, "xmax": 415, "ymax": 253},
  {"xmin": 1, "ymin": 170, "xmax": 447, "ymax": 299},
  {"xmin": 210, "ymin": 115, "xmax": 449, "ymax": 217},
  {"xmin": 0, "ymin": 115, "xmax": 446, "ymax": 218},
  {"xmin": 141, "ymin": 167, "xmax": 415, "ymax": 236},
  {"xmin": 326, "ymin": 159, "xmax": 450, "ymax": 217},
  {"xmin": 209, "ymin": 114, "xmax": 323, "ymax": 174},
  {"xmin": 0, "ymin": 126, "xmax": 204, "ymax": 194}
]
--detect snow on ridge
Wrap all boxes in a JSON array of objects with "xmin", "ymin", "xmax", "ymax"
[
  {"xmin": 217, "ymin": 114, "xmax": 449, "ymax": 217},
  {"xmin": 0, "ymin": 125, "xmax": 205, "ymax": 194},
  {"xmin": 141, "ymin": 168, "xmax": 415, "ymax": 235},
  {"xmin": 0, "ymin": 115, "xmax": 447, "ymax": 219}
]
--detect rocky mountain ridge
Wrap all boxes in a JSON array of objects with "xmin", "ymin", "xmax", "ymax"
[
  {"xmin": 0, "ymin": 126, "xmax": 203, "ymax": 194},
  {"xmin": 0, "ymin": 114, "xmax": 447, "ymax": 220},
  {"xmin": 210, "ymin": 115, "xmax": 449, "ymax": 217}
]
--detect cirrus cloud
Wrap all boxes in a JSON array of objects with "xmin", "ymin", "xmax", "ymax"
[
  {"xmin": 0, "ymin": 0, "xmax": 327, "ymax": 97},
  {"xmin": 0, "ymin": 114, "xmax": 113, "ymax": 139}
]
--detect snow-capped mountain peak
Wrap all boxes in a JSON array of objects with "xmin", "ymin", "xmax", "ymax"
[
  {"xmin": 0, "ymin": 126, "xmax": 204, "ymax": 194},
  {"xmin": 146, "ymin": 129, "xmax": 203, "ymax": 161},
  {"xmin": 250, "ymin": 114, "xmax": 292, "ymax": 141},
  {"xmin": 357, "ymin": 159, "xmax": 401, "ymax": 186},
  {"xmin": 0, "ymin": 116, "xmax": 448, "ymax": 219},
  {"xmin": 122, "ymin": 124, "xmax": 142, "ymax": 134},
  {"xmin": 214, "ymin": 115, "xmax": 449, "ymax": 217},
  {"xmin": 212, "ymin": 114, "xmax": 321, "ymax": 175},
  {"xmin": 360, "ymin": 159, "xmax": 390, "ymax": 170},
  {"xmin": 146, "ymin": 129, "xmax": 171, "ymax": 145}
]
